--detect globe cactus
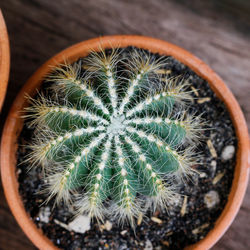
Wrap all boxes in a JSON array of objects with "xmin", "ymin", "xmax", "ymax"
[{"xmin": 24, "ymin": 48, "xmax": 201, "ymax": 227}]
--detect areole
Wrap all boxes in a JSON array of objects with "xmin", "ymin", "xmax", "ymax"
[{"xmin": 1, "ymin": 35, "xmax": 249, "ymax": 250}]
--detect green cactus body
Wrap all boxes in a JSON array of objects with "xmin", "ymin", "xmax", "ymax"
[{"xmin": 25, "ymin": 48, "xmax": 201, "ymax": 227}]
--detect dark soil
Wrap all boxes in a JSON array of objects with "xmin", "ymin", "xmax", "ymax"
[{"xmin": 17, "ymin": 47, "xmax": 237, "ymax": 250}]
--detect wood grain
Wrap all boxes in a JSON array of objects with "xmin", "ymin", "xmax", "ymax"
[{"xmin": 0, "ymin": 0, "xmax": 249, "ymax": 249}]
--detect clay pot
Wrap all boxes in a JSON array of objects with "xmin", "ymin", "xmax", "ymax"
[
  {"xmin": 1, "ymin": 35, "xmax": 249, "ymax": 250},
  {"xmin": 0, "ymin": 9, "xmax": 10, "ymax": 111}
]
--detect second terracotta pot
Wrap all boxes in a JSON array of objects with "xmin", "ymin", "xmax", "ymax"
[{"xmin": 0, "ymin": 9, "xmax": 10, "ymax": 111}]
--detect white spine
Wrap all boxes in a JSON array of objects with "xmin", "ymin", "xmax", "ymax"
[
  {"xmin": 75, "ymin": 81, "xmax": 110, "ymax": 115},
  {"xmin": 114, "ymin": 136, "xmax": 134, "ymax": 210},
  {"xmin": 125, "ymin": 126, "xmax": 180, "ymax": 158},
  {"xmin": 118, "ymin": 72, "xmax": 142, "ymax": 115},
  {"xmin": 60, "ymin": 132, "xmax": 107, "ymax": 186},
  {"xmin": 43, "ymin": 126, "xmax": 106, "ymax": 156},
  {"xmin": 125, "ymin": 92, "xmax": 166, "ymax": 118},
  {"xmin": 106, "ymin": 68, "xmax": 118, "ymax": 116},
  {"xmin": 50, "ymin": 106, "xmax": 109, "ymax": 125},
  {"xmin": 124, "ymin": 136, "xmax": 163, "ymax": 192}
]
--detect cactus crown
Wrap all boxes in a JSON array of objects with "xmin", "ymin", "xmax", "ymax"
[{"xmin": 24, "ymin": 48, "xmax": 202, "ymax": 227}]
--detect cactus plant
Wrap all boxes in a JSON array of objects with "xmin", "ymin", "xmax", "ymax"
[{"xmin": 24, "ymin": 48, "xmax": 202, "ymax": 227}]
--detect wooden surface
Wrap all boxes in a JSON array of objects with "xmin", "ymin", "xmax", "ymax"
[{"xmin": 0, "ymin": 0, "xmax": 249, "ymax": 249}]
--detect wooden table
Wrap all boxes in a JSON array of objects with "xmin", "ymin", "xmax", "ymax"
[{"xmin": 0, "ymin": 0, "xmax": 249, "ymax": 249}]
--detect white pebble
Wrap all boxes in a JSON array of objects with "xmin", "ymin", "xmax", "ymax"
[
  {"xmin": 211, "ymin": 160, "xmax": 217, "ymax": 168},
  {"xmin": 104, "ymin": 220, "xmax": 112, "ymax": 231},
  {"xmin": 120, "ymin": 230, "xmax": 127, "ymax": 235},
  {"xmin": 38, "ymin": 207, "xmax": 50, "ymax": 223},
  {"xmin": 210, "ymin": 160, "xmax": 217, "ymax": 177},
  {"xmin": 199, "ymin": 172, "xmax": 207, "ymax": 178},
  {"xmin": 144, "ymin": 239, "xmax": 153, "ymax": 250},
  {"xmin": 204, "ymin": 190, "xmax": 220, "ymax": 209},
  {"xmin": 68, "ymin": 215, "xmax": 91, "ymax": 233},
  {"xmin": 221, "ymin": 145, "xmax": 235, "ymax": 161}
]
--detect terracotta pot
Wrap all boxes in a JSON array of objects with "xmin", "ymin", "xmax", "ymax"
[
  {"xmin": 1, "ymin": 35, "xmax": 249, "ymax": 250},
  {"xmin": 0, "ymin": 9, "xmax": 10, "ymax": 111}
]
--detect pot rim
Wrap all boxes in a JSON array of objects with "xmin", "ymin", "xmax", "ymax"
[
  {"xmin": 1, "ymin": 35, "xmax": 249, "ymax": 250},
  {"xmin": 0, "ymin": 9, "xmax": 10, "ymax": 111}
]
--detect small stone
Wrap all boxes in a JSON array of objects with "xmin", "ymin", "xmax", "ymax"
[
  {"xmin": 180, "ymin": 196, "xmax": 188, "ymax": 216},
  {"xmin": 144, "ymin": 239, "xmax": 153, "ymax": 250},
  {"xmin": 155, "ymin": 246, "xmax": 162, "ymax": 250},
  {"xmin": 212, "ymin": 171, "xmax": 225, "ymax": 185},
  {"xmin": 211, "ymin": 160, "xmax": 217, "ymax": 168},
  {"xmin": 162, "ymin": 240, "xmax": 169, "ymax": 247},
  {"xmin": 17, "ymin": 168, "xmax": 22, "ymax": 174},
  {"xmin": 204, "ymin": 190, "xmax": 220, "ymax": 209},
  {"xmin": 120, "ymin": 230, "xmax": 127, "ymax": 235},
  {"xmin": 210, "ymin": 160, "xmax": 217, "ymax": 177},
  {"xmin": 199, "ymin": 172, "xmax": 207, "ymax": 178},
  {"xmin": 137, "ymin": 212, "xmax": 143, "ymax": 225},
  {"xmin": 38, "ymin": 207, "xmax": 50, "ymax": 223},
  {"xmin": 151, "ymin": 216, "xmax": 163, "ymax": 224},
  {"xmin": 192, "ymin": 223, "xmax": 209, "ymax": 234},
  {"xmin": 207, "ymin": 140, "xmax": 217, "ymax": 158},
  {"xmin": 221, "ymin": 145, "xmax": 235, "ymax": 161},
  {"xmin": 197, "ymin": 97, "xmax": 211, "ymax": 104},
  {"xmin": 68, "ymin": 215, "xmax": 91, "ymax": 233},
  {"xmin": 104, "ymin": 220, "xmax": 112, "ymax": 231}
]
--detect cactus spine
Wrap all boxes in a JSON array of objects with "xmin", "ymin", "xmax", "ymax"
[{"xmin": 25, "ymin": 48, "xmax": 201, "ymax": 227}]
